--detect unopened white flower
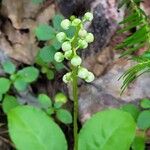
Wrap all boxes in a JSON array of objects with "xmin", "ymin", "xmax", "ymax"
[
  {"xmin": 64, "ymin": 50, "xmax": 72, "ymax": 60},
  {"xmin": 71, "ymin": 55, "xmax": 82, "ymax": 66},
  {"xmin": 72, "ymin": 18, "xmax": 81, "ymax": 26},
  {"xmin": 85, "ymin": 33, "xmax": 94, "ymax": 43},
  {"xmin": 84, "ymin": 12, "xmax": 93, "ymax": 21},
  {"xmin": 85, "ymin": 72, "xmax": 95, "ymax": 82},
  {"xmin": 62, "ymin": 41, "xmax": 72, "ymax": 51},
  {"xmin": 56, "ymin": 32, "xmax": 66, "ymax": 43},
  {"xmin": 78, "ymin": 39, "xmax": 88, "ymax": 49},
  {"xmin": 54, "ymin": 52, "xmax": 64, "ymax": 62},
  {"xmin": 61, "ymin": 19, "xmax": 71, "ymax": 30},
  {"xmin": 78, "ymin": 29, "xmax": 87, "ymax": 38},
  {"xmin": 78, "ymin": 67, "xmax": 89, "ymax": 79},
  {"xmin": 62, "ymin": 72, "xmax": 72, "ymax": 83}
]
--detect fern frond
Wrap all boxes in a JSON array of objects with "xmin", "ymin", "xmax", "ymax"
[
  {"xmin": 117, "ymin": 0, "xmax": 150, "ymax": 93},
  {"xmin": 120, "ymin": 59, "xmax": 150, "ymax": 93}
]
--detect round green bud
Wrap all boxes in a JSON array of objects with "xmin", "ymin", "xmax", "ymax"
[
  {"xmin": 54, "ymin": 52, "xmax": 64, "ymax": 62},
  {"xmin": 70, "ymin": 15, "xmax": 76, "ymax": 21},
  {"xmin": 61, "ymin": 19, "xmax": 71, "ymax": 30},
  {"xmin": 54, "ymin": 92, "xmax": 67, "ymax": 104},
  {"xmin": 85, "ymin": 33, "xmax": 94, "ymax": 43},
  {"xmin": 62, "ymin": 41, "xmax": 72, "ymax": 51},
  {"xmin": 84, "ymin": 12, "xmax": 93, "ymax": 21},
  {"xmin": 85, "ymin": 71, "xmax": 95, "ymax": 82},
  {"xmin": 64, "ymin": 50, "xmax": 72, "ymax": 60},
  {"xmin": 71, "ymin": 55, "xmax": 82, "ymax": 66},
  {"xmin": 62, "ymin": 72, "xmax": 72, "ymax": 83},
  {"xmin": 78, "ymin": 39, "xmax": 88, "ymax": 49},
  {"xmin": 10, "ymin": 74, "xmax": 17, "ymax": 81},
  {"xmin": 41, "ymin": 67, "xmax": 47, "ymax": 73},
  {"xmin": 78, "ymin": 67, "xmax": 89, "ymax": 79},
  {"xmin": 56, "ymin": 32, "xmax": 66, "ymax": 43},
  {"xmin": 72, "ymin": 18, "xmax": 81, "ymax": 26},
  {"xmin": 78, "ymin": 29, "xmax": 87, "ymax": 38}
]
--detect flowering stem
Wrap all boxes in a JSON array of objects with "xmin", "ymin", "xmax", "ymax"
[
  {"xmin": 71, "ymin": 25, "xmax": 81, "ymax": 150},
  {"xmin": 72, "ymin": 66, "xmax": 78, "ymax": 150}
]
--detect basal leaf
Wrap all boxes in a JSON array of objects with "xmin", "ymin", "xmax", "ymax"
[
  {"xmin": 0, "ymin": 78, "xmax": 11, "ymax": 94},
  {"xmin": 32, "ymin": 0, "xmax": 44, "ymax": 4},
  {"xmin": 17, "ymin": 67, "xmax": 39, "ymax": 83},
  {"xmin": 8, "ymin": 106, "xmax": 67, "ymax": 150},
  {"xmin": 121, "ymin": 104, "xmax": 140, "ymax": 121},
  {"xmin": 2, "ymin": 60, "xmax": 16, "ymax": 74},
  {"xmin": 14, "ymin": 79, "xmax": 28, "ymax": 91},
  {"xmin": 35, "ymin": 24, "xmax": 55, "ymax": 41},
  {"xmin": 79, "ymin": 109, "xmax": 136, "ymax": 150},
  {"xmin": 56, "ymin": 109, "xmax": 72, "ymax": 124},
  {"xmin": 46, "ymin": 70, "xmax": 54, "ymax": 80},
  {"xmin": 140, "ymin": 99, "xmax": 150, "ymax": 109},
  {"xmin": 2, "ymin": 95, "xmax": 19, "ymax": 114},
  {"xmin": 38, "ymin": 94, "xmax": 52, "ymax": 108},
  {"xmin": 52, "ymin": 15, "xmax": 64, "ymax": 31},
  {"xmin": 131, "ymin": 136, "xmax": 145, "ymax": 150},
  {"xmin": 39, "ymin": 46, "xmax": 56, "ymax": 63},
  {"xmin": 137, "ymin": 110, "xmax": 150, "ymax": 130}
]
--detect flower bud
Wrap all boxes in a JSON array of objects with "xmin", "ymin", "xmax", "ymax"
[
  {"xmin": 85, "ymin": 33, "xmax": 94, "ymax": 43},
  {"xmin": 72, "ymin": 18, "xmax": 81, "ymax": 26},
  {"xmin": 78, "ymin": 29, "xmax": 87, "ymax": 38},
  {"xmin": 54, "ymin": 52, "xmax": 64, "ymax": 62},
  {"xmin": 62, "ymin": 41, "xmax": 72, "ymax": 51},
  {"xmin": 54, "ymin": 92, "xmax": 67, "ymax": 104},
  {"xmin": 78, "ymin": 39, "xmax": 88, "ymax": 49},
  {"xmin": 62, "ymin": 72, "xmax": 72, "ymax": 83},
  {"xmin": 70, "ymin": 15, "xmax": 76, "ymax": 21},
  {"xmin": 41, "ymin": 67, "xmax": 47, "ymax": 73},
  {"xmin": 84, "ymin": 12, "xmax": 93, "ymax": 21},
  {"xmin": 64, "ymin": 50, "xmax": 72, "ymax": 60},
  {"xmin": 78, "ymin": 67, "xmax": 89, "ymax": 79},
  {"xmin": 56, "ymin": 32, "xmax": 66, "ymax": 43},
  {"xmin": 85, "ymin": 72, "xmax": 95, "ymax": 82},
  {"xmin": 61, "ymin": 19, "xmax": 71, "ymax": 30},
  {"xmin": 10, "ymin": 74, "xmax": 17, "ymax": 81},
  {"xmin": 71, "ymin": 55, "xmax": 82, "ymax": 66}
]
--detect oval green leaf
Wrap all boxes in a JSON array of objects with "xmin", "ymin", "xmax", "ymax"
[
  {"xmin": 78, "ymin": 109, "xmax": 136, "ymax": 150},
  {"xmin": 8, "ymin": 106, "xmax": 67, "ymax": 150},
  {"xmin": 17, "ymin": 67, "xmax": 39, "ymax": 83},
  {"xmin": 56, "ymin": 109, "xmax": 72, "ymax": 124},
  {"xmin": 2, "ymin": 60, "xmax": 16, "ymax": 74},
  {"xmin": 137, "ymin": 110, "xmax": 150, "ymax": 130},
  {"xmin": 14, "ymin": 79, "xmax": 28, "ymax": 91},
  {"xmin": 35, "ymin": 24, "xmax": 55, "ymax": 41},
  {"xmin": 2, "ymin": 95, "xmax": 19, "ymax": 114},
  {"xmin": 38, "ymin": 94, "xmax": 52, "ymax": 108},
  {"xmin": 0, "ymin": 78, "xmax": 11, "ymax": 94},
  {"xmin": 140, "ymin": 99, "xmax": 150, "ymax": 109},
  {"xmin": 121, "ymin": 103, "xmax": 140, "ymax": 121},
  {"xmin": 39, "ymin": 46, "xmax": 56, "ymax": 63}
]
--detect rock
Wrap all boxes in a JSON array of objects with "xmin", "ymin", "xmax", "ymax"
[
  {"xmin": 0, "ymin": 21, "xmax": 39, "ymax": 64},
  {"xmin": 0, "ymin": 0, "xmax": 56, "ymax": 64},
  {"xmin": 79, "ymin": 55, "xmax": 150, "ymax": 122},
  {"xmin": 36, "ymin": 4, "xmax": 55, "ymax": 24},
  {"xmin": 82, "ymin": 46, "xmax": 113, "ymax": 77},
  {"xmin": 93, "ymin": 64, "xmax": 105, "ymax": 76},
  {"xmin": 141, "ymin": 0, "xmax": 150, "ymax": 16},
  {"xmin": 1, "ymin": 0, "xmax": 41, "ymax": 29}
]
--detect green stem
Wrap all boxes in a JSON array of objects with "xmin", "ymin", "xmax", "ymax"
[
  {"xmin": 71, "ymin": 24, "xmax": 81, "ymax": 150},
  {"xmin": 72, "ymin": 66, "xmax": 78, "ymax": 150}
]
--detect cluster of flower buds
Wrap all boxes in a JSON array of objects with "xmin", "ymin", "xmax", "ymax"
[{"xmin": 54, "ymin": 12, "xmax": 95, "ymax": 83}]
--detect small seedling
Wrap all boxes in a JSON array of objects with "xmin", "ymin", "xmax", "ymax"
[
  {"xmin": 37, "ymin": 92, "xmax": 72, "ymax": 124},
  {"xmin": 0, "ymin": 59, "xmax": 39, "ymax": 100}
]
